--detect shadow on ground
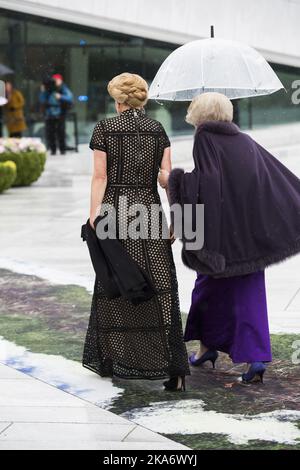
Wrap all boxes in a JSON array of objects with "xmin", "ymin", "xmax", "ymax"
[{"xmin": 0, "ymin": 268, "xmax": 299, "ymax": 449}]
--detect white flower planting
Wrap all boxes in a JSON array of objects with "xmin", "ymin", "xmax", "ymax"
[{"xmin": 0, "ymin": 137, "xmax": 46, "ymax": 154}]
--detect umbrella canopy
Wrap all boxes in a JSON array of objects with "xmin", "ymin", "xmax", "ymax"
[
  {"xmin": 0, "ymin": 64, "xmax": 14, "ymax": 76},
  {"xmin": 149, "ymin": 38, "xmax": 284, "ymax": 101}
]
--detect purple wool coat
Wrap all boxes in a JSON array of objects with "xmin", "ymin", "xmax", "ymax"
[{"xmin": 169, "ymin": 120, "xmax": 300, "ymax": 278}]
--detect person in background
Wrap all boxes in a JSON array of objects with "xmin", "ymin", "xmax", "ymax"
[
  {"xmin": 39, "ymin": 73, "xmax": 73, "ymax": 155},
  {"xmin": 4, "ymin": 81, "xmax": 27, "ymax": 137}
]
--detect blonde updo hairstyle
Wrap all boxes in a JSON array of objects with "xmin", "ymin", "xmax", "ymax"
[
  {"xmin": 107, "ymin": 73, "xmax": 148, "ymax": 108},
  {"xmin": 186, "ymin": 92, "xmax": 233, "ymax": 127}
]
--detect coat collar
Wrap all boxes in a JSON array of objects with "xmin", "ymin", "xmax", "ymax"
[
  {"xmin": 120, "ymin": 108, "xmax": 145, "ymax": 118},
  {"xmin": 197, "ymin": 120, "xmax": 240, "ymax": 135}
]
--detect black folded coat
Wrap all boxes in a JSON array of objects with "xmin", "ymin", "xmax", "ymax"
[{"xmin": 81, "ymin": 218, "xmax": 155, "ymax": 305}]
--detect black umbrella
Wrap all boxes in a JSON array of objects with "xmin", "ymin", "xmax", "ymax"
[{"xmin": 0, "ymin": 64, "xmax": 14, "ymax": 76}]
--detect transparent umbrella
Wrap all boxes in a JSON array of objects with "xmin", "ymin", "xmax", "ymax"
[{"xmin": 149, "ymin": 38, "xmax": 284, "ymax": 101}]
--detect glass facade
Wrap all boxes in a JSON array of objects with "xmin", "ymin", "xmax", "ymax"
[{"xmin": 0, "ymin": 7, "xmax": 300, "ymax": 145}]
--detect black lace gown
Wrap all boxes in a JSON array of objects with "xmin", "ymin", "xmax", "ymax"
[{"xmin": 83, "ymin": 108, "xmax": 190, "ymax": 379}]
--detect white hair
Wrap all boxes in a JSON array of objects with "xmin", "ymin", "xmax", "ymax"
[{"xmin": 185, "ymin": 92, "xmax": 233, "ymax": 127}]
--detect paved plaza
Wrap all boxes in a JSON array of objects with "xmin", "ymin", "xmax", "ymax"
[{"xmin": 0, "ymin": 363, "xmax": 187, "ymax": 450}]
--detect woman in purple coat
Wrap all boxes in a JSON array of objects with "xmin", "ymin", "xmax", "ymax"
[{"xmin": 164, "ymin": 92, "xmax": 300, "ymax": 384}]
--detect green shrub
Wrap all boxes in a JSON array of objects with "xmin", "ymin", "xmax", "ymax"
[
  {"xmin": 0, "ymin": 151, "xmax": 46, "ymax": 186},
  {"xmin": 0, "ymin": 160, "xmax": 17, "ymax": 193}
]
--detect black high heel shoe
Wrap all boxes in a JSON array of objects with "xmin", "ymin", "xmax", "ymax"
[
  {"xmin": 189, "ymin": 350, "xmax": 219, "ymax": 368},
  {"xmin": 241, "ymin": 362, "xmax": 266, "ymax": 384},
  {"xmin": 163, "ymin": 376, "xmax": 186, "ymax": 392}
]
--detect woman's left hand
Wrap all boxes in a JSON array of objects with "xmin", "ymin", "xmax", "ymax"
[
  {"xmin": 89, "ymin": 218, "xmax": 95, "ymax": 230},
  {"xmin": 169, "ymin": 225, "xmax": 176, "ymax": 244}
]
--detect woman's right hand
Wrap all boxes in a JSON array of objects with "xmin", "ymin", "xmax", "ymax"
[{"xmin": 158, "ymin": 169, "xmax": 170, "ymax": 189}]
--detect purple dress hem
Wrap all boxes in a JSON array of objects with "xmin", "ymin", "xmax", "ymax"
[{"xmin": 184, "ymin": 271, "xmax": 272, "ymax": 364}]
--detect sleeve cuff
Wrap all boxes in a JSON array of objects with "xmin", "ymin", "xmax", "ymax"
[{"xmin": 89, "ymin": 144, "xmax": 106, "ymax": 152}]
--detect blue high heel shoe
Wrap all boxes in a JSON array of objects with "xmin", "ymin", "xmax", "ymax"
[
  {"xmin": 189, "ymin": 350, "xmax": 219, "ymax": 368},
  {"xmin": 241, "ymin": 362, "xmax": 266, "ymax": 384}
]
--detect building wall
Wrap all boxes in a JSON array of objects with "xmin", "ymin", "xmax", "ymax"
[
  {"xmin": 1, "ymin": 0, "xmax": 300, "ymax": 66},
  {"xmin": 0, "ymin": 3, "xmax": 299, "ymax": 144}
]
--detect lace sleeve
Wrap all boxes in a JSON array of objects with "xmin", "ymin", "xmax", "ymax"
[{"xmin": 89, "ymin": 121, "xmax": 106, "ymax": 152}]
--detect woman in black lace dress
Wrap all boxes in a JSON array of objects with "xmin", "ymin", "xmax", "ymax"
[{"xmin": 83, "ymin": 73, "xmax": 189, "ymax": 390}]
